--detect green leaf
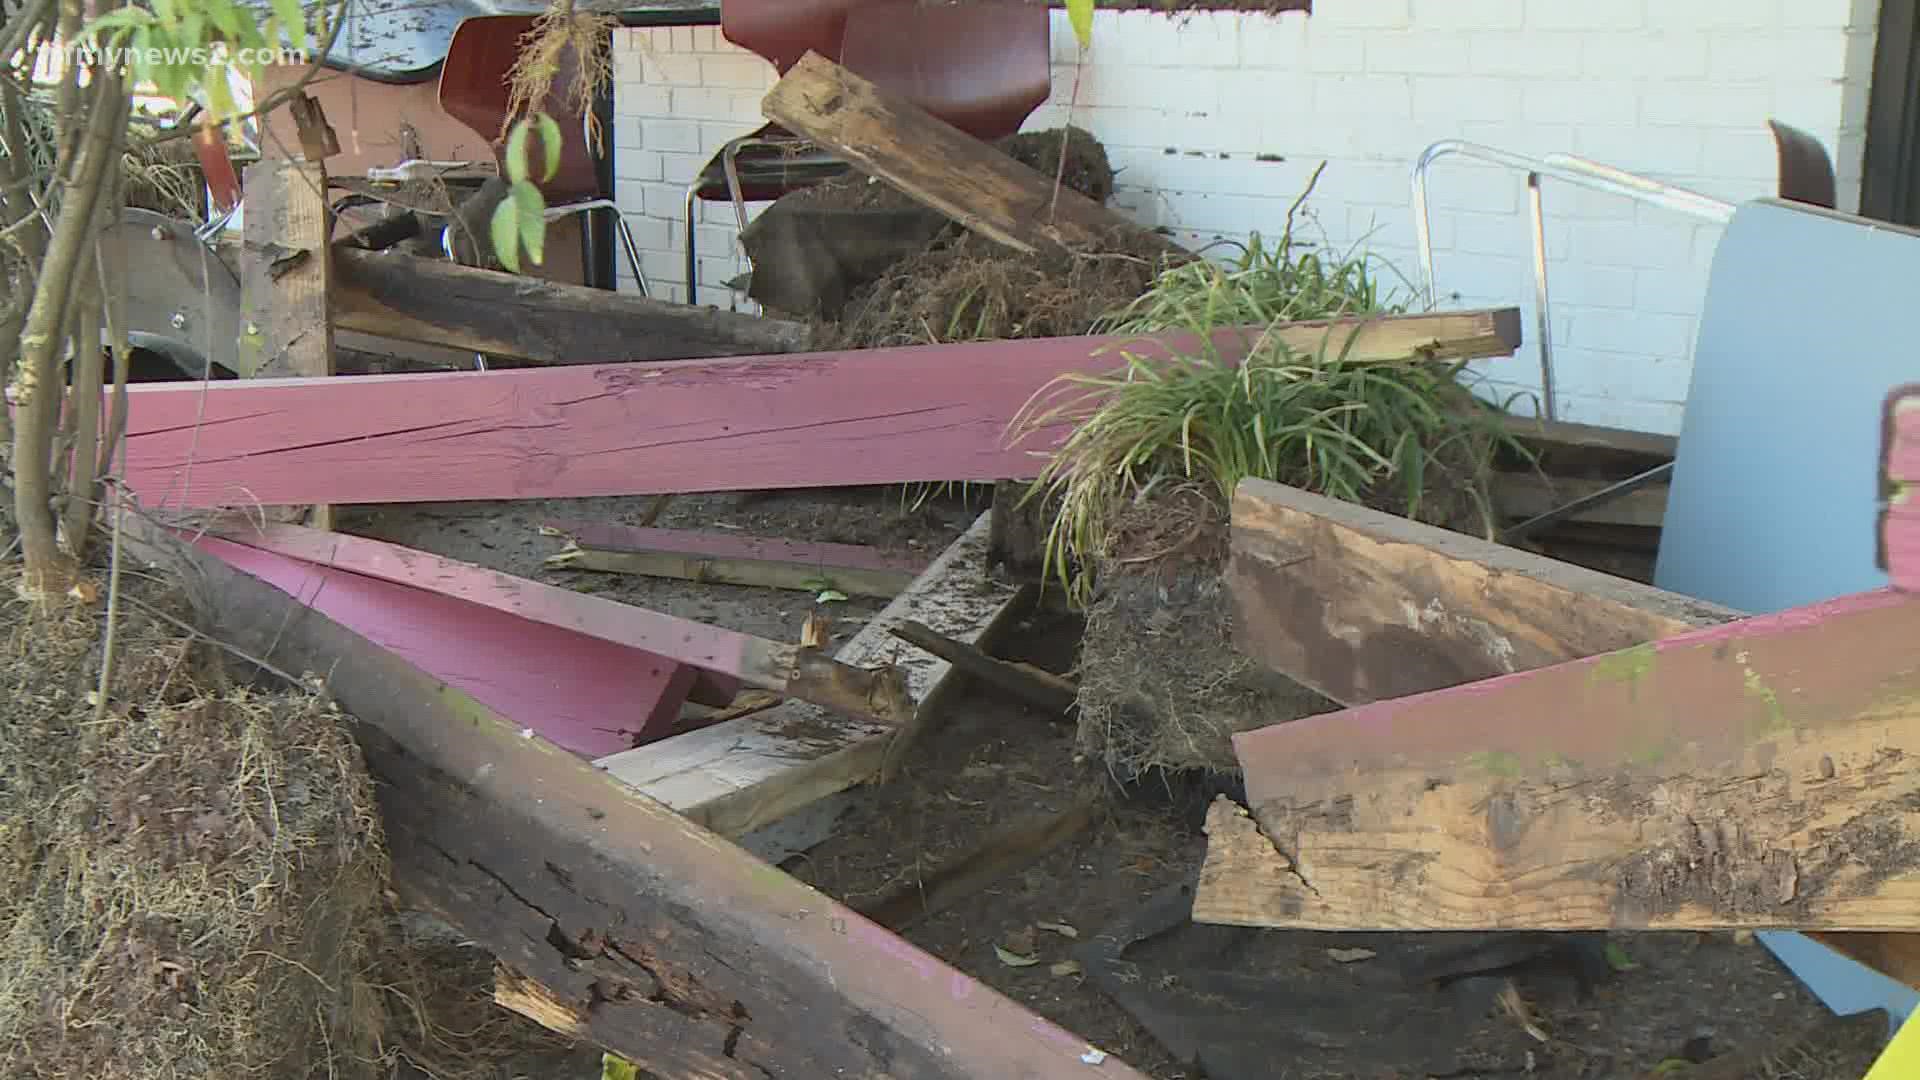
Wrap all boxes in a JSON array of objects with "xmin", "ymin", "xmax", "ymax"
[
  {"xmin": 534, "ymin": 112, "xmax": 563, "ymax": 184},
  {"xmin": 513, "ymin": 182, "xmax": 547, "ymax": 266},
  {"xmin": 489, "ymin": 198, "xmax": 521, "ymax": 273},
  {"xmin": 206, "ymin": 0, "xmax": 247, "ymax": 40},
  {"xmin": 815, "ymin": 589, "xmax": 848, "ymax": 604},
  {"xmin": 206, "ymin": 71, "xmax": 236, "ymax": 121},
  {"xmin": 993, "ymin": 945, "xmax": 1041, "ymax": 968},
  {"xmin": 1604, "ymin": 942, "xmax": 1638, "ymax": 971},
  {"xmin": 270, "ymin": 0, "xmax": 308, "ymax": 52},
  {"xmin": 601, "ymin": 1054, "xmax": 639, "ymax": 1080},
  {"xmin": 504, "ymin": 118, "xmax": 532, "ymax": 184},
  {"xmin": 1066, "ymin": 0, "xmax": 1094, "ymax": 51},
  {"xmin": 151, "ymin": 0, "xmax": 179, "ymax": 29}
]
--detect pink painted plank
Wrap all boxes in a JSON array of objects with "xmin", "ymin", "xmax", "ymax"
[
  {"xmin": 1885, "ymin": 384, "xmax": 1920, "ymax": 593},
  {"xmin": 194, "ymin": 534, "xmax": 696, "ymax": 756},
  {"xmin": 212, "ymin": 523, "xmax": 786, "ymax": 682},
  {"xmin": 1232, "ymin": 586, "xmax": 1920, "ymax": 792},
  {"xmin": 117, "ymin": 336, "xmax": 1136, "ymax": 509},
  {"xmin": 548, "ymin": 520, "xmax": 931, "ymax": 574}
]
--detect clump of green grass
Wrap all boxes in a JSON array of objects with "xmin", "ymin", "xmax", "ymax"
[{"xmin": 1010, "ymin": 165, "xmax": 1528, "ymax": 606}]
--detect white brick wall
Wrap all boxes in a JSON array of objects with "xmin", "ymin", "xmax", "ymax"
[{"xmin": 612, "ymin": 0, "xmax": 1880, "ymax": 436}]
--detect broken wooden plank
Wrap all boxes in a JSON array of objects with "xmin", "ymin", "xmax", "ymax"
[
  {"xmin": 763, "ymin": 51, "xmax": 1182, "ymax": 259},
  {"xmin": 888, "ymin": 618, "xmax": 1079, "ymax": 714},
  {"xmin": 543, "ymin": 520, "xmax": 926, "ymax": 599},
  {"xmin": 331, "ymin": 247, "xmax": 813, "ymax": 363},
  {"xmin": 597, "ymin": 512, "xmax": 1025, "ymax": 837},
  {"xmin": 117, "ymin": 308, "xmax": 1520, "ymax": 511},
  {"xmin": 1883, "ymin": 384, "xmax": 1920, "ymax": 592},
  {"xmin": 1490, "ymin": 470, "xmax": 1669, "ymax": 529},
  {"xmin": 146, "ymin": 525, "xmax": 1145, "ymax": 1078},
  {"xmin": 1226, "ymin": 477, "xmax": 1737, "ymax": 707},
  {"xmin": 1200, "ymin": 586, "xmax": 1920, "ymax": 932},
  {"xmin": 208, "ymin": 522, "xmax": 912, "ymax": 729},
  {"xmin": 194, "ymin": 532, "xmax": 695, "ymax": 755}
]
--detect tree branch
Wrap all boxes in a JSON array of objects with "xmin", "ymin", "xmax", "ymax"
[{"xmin": 13, "ymin": 65, "xmax": 125, "ymax": 593}]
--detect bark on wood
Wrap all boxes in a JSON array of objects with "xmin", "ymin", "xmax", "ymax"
[
  {"xmin": 597, "ymin": 513, "xmax": 1026, "ymax": 838},
  {"xmin": 1200, "ymin": 586, "xmax": 1920, "ymax": 932},
  {"xmin": 1226, "ymin": 477, "xmax": 1737, "ymax": 707},
  {"xmin": 1883, "ymin": 384, "xmax": 1920, "ymax": 593},
  {"xmin": 761, "ymin": 51, "xmax": 1185, "ymax": 259},
  {"xmin": 330, "ymin": 247, "xmax": 814, "ymax": 363},
  {"xmin": 142, "ymin": 526, "xmax": 1144, "ymax": 1079},
  {"xmin": 207, "ymin": 522, "xmax": 912, "ymax": 729},
  {"xmin": 114, "ymin": 309, "xmax": 1521, "ymax": 510},
  {"xmin": 544, "ymin": 521, "xmax": 926, "ymax": 599}
]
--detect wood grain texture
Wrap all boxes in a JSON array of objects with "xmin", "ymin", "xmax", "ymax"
[
  {"xmin": 240, "ymin": 157, "xmax": 335, "ymax": 530},
  {"xmin": 544, "ymin": 520, "xmax": 926, "ymax": 599},
  {"xmin": 152, "ymin": 526, "xmax": 1146, "ymax": 1079},
  {"xmin": 191, "ymin": 534, "xmax": 692, "ymax": 757},
  {"xmin": 1883, "ymin": 385, "xmax": 1920, "ymax": 592},
  {"xmin": 117, "ymin": 309, "xmax": 1520, "ymax": 510},
  {"xmin": 763, "ymin": 51, "xmax": 1182, "ymax": 259},
  {"xmin": 1205, "ymin": 586, "xmax": 1920, "ymax": 931},
  {"xmin": 240, "ymin": 158, "xmax": 332, "ymax": 380},
  {"xmin": 331, "ymin": 247, "xmax": 813, "ymax": 363},
  {"xmin": 207, "ymin": 523, "xmax": 911, "ymax": 729},
  {"xmin": 1227, "ymin": 477, "xmax": 1737, "ymax": 707},
  {"xmin": 598, "ymin": 512, "xmax": 1024, "ymax": 837}
]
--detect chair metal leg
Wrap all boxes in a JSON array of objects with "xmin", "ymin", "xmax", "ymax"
[
  {"xmin": 542, "ymin": 198, "xmax": 648, "ymax": 297},
  {"xmin": 683, "ymin": 182, "xmax": 700, "ymax": 304}
]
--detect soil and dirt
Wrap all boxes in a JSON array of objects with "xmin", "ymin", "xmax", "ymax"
[{"xmin": 754, "ymin": 125, "xmax": 1184, "ymax": 347}]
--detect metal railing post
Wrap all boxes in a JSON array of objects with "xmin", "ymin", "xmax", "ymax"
[{"xmin": 1410, "ymin": 140, "xmax": 1736, "ymax": 422}]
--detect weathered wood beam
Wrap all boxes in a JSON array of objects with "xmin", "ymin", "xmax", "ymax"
[
  {"xmin": 1488, "ymin": 414, "xmax": 1677, "ymax": 461},
  {"xmin": 762, "ymin": 51, "xmax": 1186, "ymax": 259},
  {"xmin": 1489, "ymin": 470, "xmax": 1669, "ymax": 529},
  {"xmin": 145, "ymin": 525, "xmax": 1147, "ymax": 1079},
  {"xmin": 1201, "ymin": 585, "xmax": 1920, "ymax": 932},
  {"xmin": 116, "ymin": 308, "xmax": 1521, "ymax": 510},
  {"xmin": 331, "ymin": 247, "xmax": 814, "ymax": 363},
  {"xmin": 207, "ymin": 523, "xmax": 912, "ymax": 730},
  {"xmin": 192, "ymin": 530, "xmax": 694, "ymax": 756},
  {"xmin": 543, "ymin": 520, "xmax": 926, "ymax": 599},
  {"xmin": 597, "ymin": 512, "xmax": 1025, "ymax": 837},
  {"xmin": 1883, "ymin": 384, "xmax": 1920, "ymax": 592},
  {"xmin": 1225, "ymin": 477, "xmax": 1736, "ymax": 707}
]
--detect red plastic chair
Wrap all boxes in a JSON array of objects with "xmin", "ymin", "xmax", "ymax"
[
  {"xmin": 438, "ymin": 15, "xmax": 648, "ymax": 293},
  {"xmin": 681, "ymin": 0, "xmax": 1052, "ymax": 301}
]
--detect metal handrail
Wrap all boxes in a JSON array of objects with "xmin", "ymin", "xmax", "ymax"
[{"xmin": 1411, "ymin": 140, "xmax": 1737, "ymax": 420}]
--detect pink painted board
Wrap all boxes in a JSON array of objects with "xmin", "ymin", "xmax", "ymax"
[
  {"xmin": 548, "ymin": 520, "xmax": 931, "ymax": 574},
  {"xmin": 1232, "ymin": 585, "xmax": 1920, "ymax": 799},
  {"xmin": 1885, "ymin": 385, "xmax": 1920, "ymax": 593},
  {"xmin": 115, "ymin": 332, "xmax": 1223, "ymax": 510},
  {"xmin": 194, "ymin": 534, "xmax": 697, "ymax": 756},
  {"xmin": 212, "ymin": 523, "xmax": 781, "ymax": 679}
]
